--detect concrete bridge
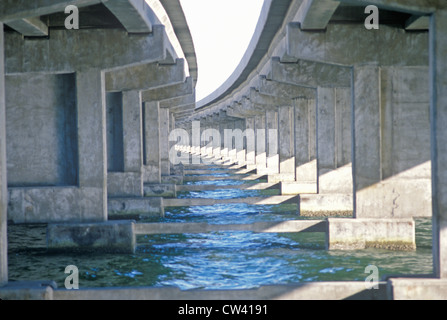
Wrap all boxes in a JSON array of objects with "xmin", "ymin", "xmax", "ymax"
[{"xmin": 0, "ymin": 0, "xmax": 446, "ymax": 300}]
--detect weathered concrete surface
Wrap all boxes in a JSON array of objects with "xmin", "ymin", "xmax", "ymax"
[
  {"xmin": 4, "ymin": 27, "xmax": 168, "ymax": 74},
  {"xmin": 108, "ymin": 197, "xmax": 164, "ymax": 218},
  {"xmin": 144, "ymin": 183, "xmax": 176, "ymax": 198},
  {"xmin": 107, "ymin": 90, "xmax": 145, "ymax": 198},
  {"xmin": 326, "ymin": 218, "xmax": 416, "ymax": 251},
  {"xmin": 107, "ymin": 172, "xmax": 143, "ymax": 198},
  {"xmin": 135, "ymin": 220, "xmax": 326, "ymax": 235},
  {"xmin": 286, "ymin": 23, "xmax": 428, "ymax": 66},
  {"xmin": 0, "ymin": 281, "xmax": 55, "ymax": 300},
  {"xmin": 353, "ymin": 66, "xmax": 431, "ymax": 219},
  {"xmin": 430, "ymin": 9, "xmax": 447, "ymax": 279},
  {"xmin": 52, "ymin": 282, "xmax": 388, "ymax": 300},
  {"xmin": 388, "ymin": 278, "xmax": 447, "ymax": 300},
  {"xmin": 299, "ymin": 194, "xmax": 353, "ymax": 217},
  {"xmin": 5, "ymin": 69, "xmax": 107, "ymax": 224},
  {"xmin": 8, "ymin": 187, "xmax": 106, "ymax": 224},
  {"xmin": 0, "ymin": 23, "xmax": 7, "ymax": 287},
  {"xmin": 6, "ymin": 73, "xmax": 78, "ymax": 187},
  {"xmin": 47, "ymin": 220, "xmax": 136, "ymax": 254},
  {"xmin": 163, "ymin": 195, "xmax": 299, "ymax": 207}
]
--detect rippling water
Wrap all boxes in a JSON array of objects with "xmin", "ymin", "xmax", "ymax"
[{"xmin": 7, "ymin": 174, "xmax": 434, "ymax": 290}]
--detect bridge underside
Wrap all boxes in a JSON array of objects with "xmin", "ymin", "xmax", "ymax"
[{"xmin": 0, "ymin": 0, "xmax": 447, "ymax": 300}]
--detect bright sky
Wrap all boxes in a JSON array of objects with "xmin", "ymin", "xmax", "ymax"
[{"xmin": 179, "ymin": 0, "xmax": 265, "ymax": 102}]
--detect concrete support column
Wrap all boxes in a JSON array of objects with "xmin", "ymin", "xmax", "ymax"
[
  {"xmin": 255, "ymin": 114, "xmax": 267, "ymax": 173},
  {"xmin": 159, "ymin": 108, "xmax": 170, "ymax": 176},
  {"xmin": 317, "ymin": 87, "xmax": 352, "ymax": 195},
  {"xmin": 219, "ymin": 121, "xmax": 229, "ymax": 160},
  {"xmin": 328, "ymin": 63, "xmax": 431, "ymax": 251},
  {"xmin": 143, "ymin": 101, "xmax": 161, "ymax": 184},
  {"xmin": 226, "ymin": 121, "xmax": 238, "ymax": 163},
  {"xmin": 77, "ymin": 69, "xmax": 107, "ymax": 221},
  {"xmin": 266, "ymin": 110, "xmax": 279, "ymax": 175},
  {"xmin": 431, "ymin": 10, "xmax": 447, "ymax": 279},
  {"xmin": 282, "ymin": 97, "xmax": 317, "ymax": 194},
  {"xmin": 107, "ymin": 90, "xmax": 144, "ymax": 197},
  {"xmin": 212, "ymin": 117, "xmax": 222, "ymax": 160},
  {"xmin": 0, "ymin": 23, "xmax": 7, "ymax": 287},
  {"xmin": 270, "ymin": 106, "xmax": 295, "ymax": 183},
  {"xmin": 353, "ymin": 65, "xmax": 430, "ymax": 220},
  {"xmin": 235, "ymin": 119, "xmax": 246, "ymax": 165},
  {"xmin": 191, "ymin": 120, "xmax": 201, "ymax": 163},
  {"xmin": 245, "ymin": 117, "xmax": 256, "ymax": 170}
]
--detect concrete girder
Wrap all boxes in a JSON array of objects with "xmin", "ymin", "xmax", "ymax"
[
  {"xmin": 269, "ymin": 57, "xmax": 352, "ymax": 88},
  {"xmin": 161, "ymin": 93, "xmax": 195, "ymax": 110},
  {"xmin": 336, "ymin": 0, "xmax": 446, "ymax": 15},
  {"xmin": 296, "ymin": 0, "xmax": 341, "ymax": 30},
  {"xmin": 5, "ymin": 25, "xmax": 168, "ymax": 74},
  {"xmin": 2, "ymin": 0, "xmax": 156, "ymax": 35},
  {"xmin": 257, "ymin": 77, "xmax": 316, "ymax": 100},
  {"xmin": 106, "ymin": 59, "xmax": 186, "ymax": 92},
  {"xmin": 102, "ymin": 0, "xmax": 154, "ymax": 34},
  {"xmin": 246, "ymin": 87, "xmax": 293, "ymax": 108},
  {"xmin": 6, "ymin": 17, "xmax": 48, "ymax": 37},
  {"xmin": 142, "ymin": 76, "xmax": 193, "ymax": 102},
  {"xmin": 218, "ymin": 110, "xmax": 241, "ymax": 123},
  {"xmin": 226, "ymin": 107, "xmax": 250, "ymax": 120},
  {"xmin": 229, "ymin": 100, "xmax": 265, "ymax": 118},
  {"xmin": 285, "ymin": 22, "xmax": 429, "ymax": 67}
]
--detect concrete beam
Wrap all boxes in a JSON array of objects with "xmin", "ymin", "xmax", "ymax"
[
  {"xmin": 297, "ymin": 0, "xmax": 340, "ymax": 30},
  {"xmin": 286, "ymin": 22, "xmax": 428, "ymax": 67},
  {"xmin": 258, "ymin": 77, "xmax": 316, "ymax": 99},
  {"xmin": 106, "ymin": 59, "xmax": 185, "ymax": 92},
  {"xmin": 142, "ymin": 77, "xmax": 193, "ymax": 102},
  {"xmin": 5, "ymin": 26, "xmax": 167, "ymax": 74},
  {"xmin": 326, "ymin": 218, "xmax": 416, "ymax": 250},
  {"xmin": 52, "ymin": 282, "xmax": 388, "ymax": 300},
  {"xmin": 102, "ymin": 0, "xmax": 154, "ymax": 33},
  {"xmin": 160, "ymin": 93, "xmax": 195, "ymax": 110},
  {"xmin": 337, "ymin": 0, "xmax": 446, "ymax": 15},
  {"xmin": 269, "ymin": 57, "xmax": 351, "ymax": 88},
  {"xmin": 163, "ymin": 195, "xmax": 297, "ymax": 207},
  {"xmin": 6, "ymin": 17, "xmax": 48, "ymax": 37},
  {"xmin": 135, "ymin": 220, "xmax": 326, "ymax": 235},
  {"xmin": 247, "ymin": 88, "xmax": 292, "ymax": 107},
  {"xmin": 47, "ymin": 220, "xmax": 136, "ymax": 253}
]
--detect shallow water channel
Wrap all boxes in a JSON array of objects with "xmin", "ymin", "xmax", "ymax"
[{"xmin": 7, "ymin": 172, "xmax": 434, "ymax": 290}]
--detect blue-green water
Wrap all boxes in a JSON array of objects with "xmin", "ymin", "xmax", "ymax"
[{"xmin": 7, "ymin": 173, "xmax": 434, "ymax": 290}]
